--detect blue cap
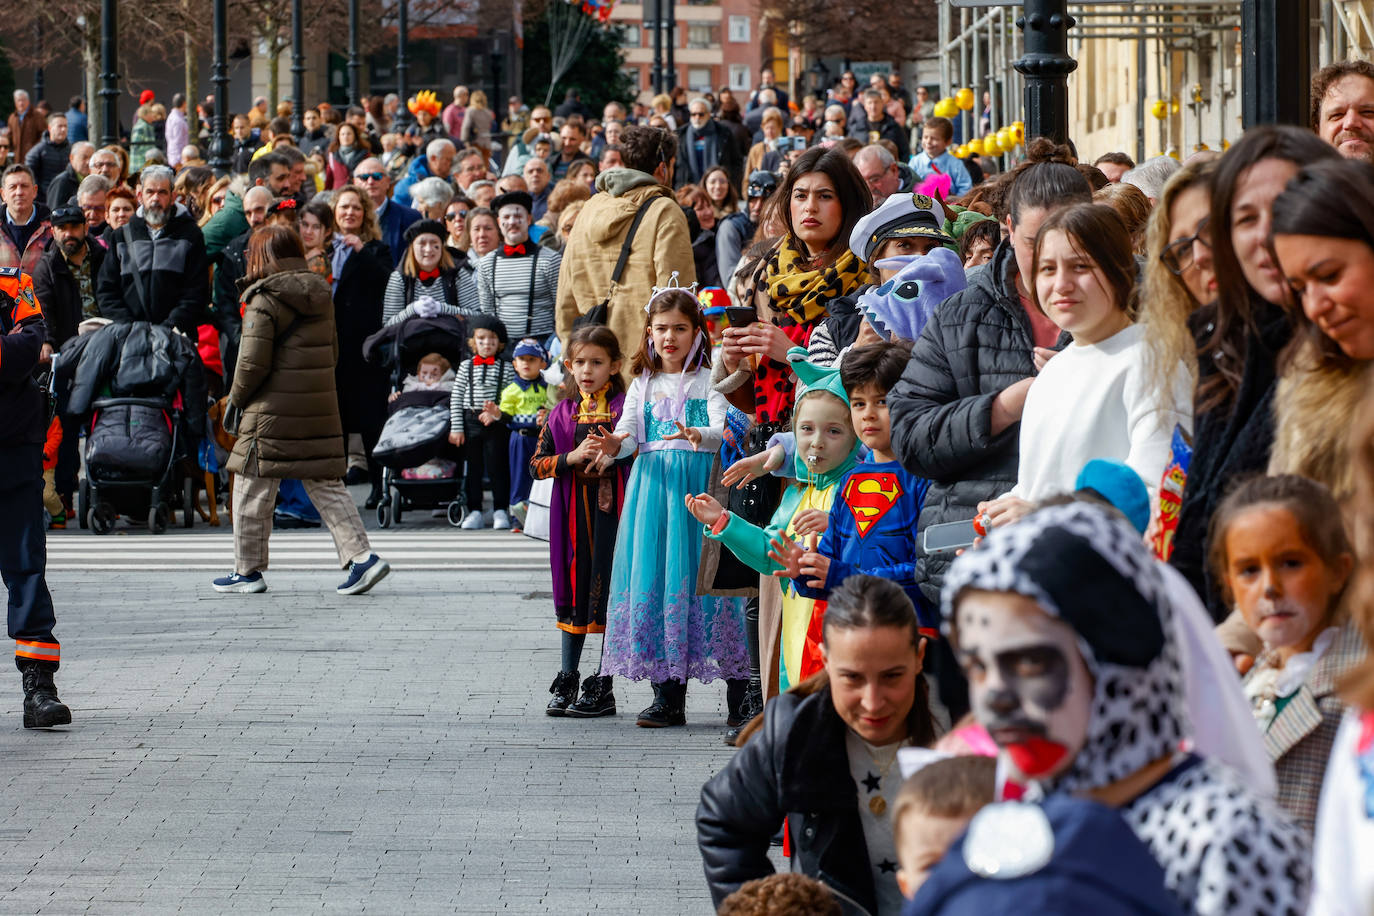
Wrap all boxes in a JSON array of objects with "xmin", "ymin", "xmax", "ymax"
[
  {"xmin": 1075, "ymin": 459, "xmax": 1151, "ymax": 534},
  {"xmin": 512, "ymin": 337, "xmax": 548, "ymax": 362}
]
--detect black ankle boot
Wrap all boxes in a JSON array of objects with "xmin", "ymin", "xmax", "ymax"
[
  {"xmin": 723, "ymin": 677, "xmax": 764, "ymax": 746},
  {"xmin": 364, "ymin": 483, "xmax": 384, "ymax": 511},
  {"xmin": 637, "ymin": 679, "xmax": 687, "ymax": 728},
  {"xmin": 21, "ymin": 663, "xmax": 71, "ymax": 729},
  {"xmin": 725, "ymin": 678, "xmax": 749, "ymax": 727},
  {"xmin": 546, "ymin": 670, "xmax": 579, "ymax": 716},
  {"xmin": 566, "ymin": 674, "xmax": 616, "ymax": 718}
]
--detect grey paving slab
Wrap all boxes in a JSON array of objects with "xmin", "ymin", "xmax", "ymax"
[{"xmin": 0, "ymin": 534, "xmax": 786, "ymax": 915}]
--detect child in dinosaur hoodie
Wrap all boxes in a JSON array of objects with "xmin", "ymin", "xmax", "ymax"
[{"xmin": 686, "ymin": 349, "xmax": 861, "ymax": 691}]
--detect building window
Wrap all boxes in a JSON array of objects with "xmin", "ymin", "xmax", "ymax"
[
  {"xmin": 688, "ymin": 67, "xmax": 713, "ymax": 93},
  {"xmin": 686, "ymin": 23, "xmax": 718, "ymax": 49},
  {"xmin": 727, "ymin": 16, "xmax": 750, "ymax": 43},
  {"xmin": 623, "ymin": 68, "xmax": 640, "ymax": 91},
  {"xmin": 728, "ymin": 64, "xmax": 751, "ymax": 92},
  {"xmin": 622, "ymin": 24, "xmax": 641, "ymax": 46}
]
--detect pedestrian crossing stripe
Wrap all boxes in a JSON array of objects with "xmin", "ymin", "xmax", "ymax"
[{"xmin": 45, "ymin": 531, "xmax": 552, "ymax": 572}]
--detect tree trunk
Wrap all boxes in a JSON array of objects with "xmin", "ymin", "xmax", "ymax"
[
  {"xmin": 263, "ymin": 14, "xmax": 280, "ymax": 112},
  {"xmin": 183, "ymin": 0, "xmax": 199, "ymax": 113},
  {"xmin": 84, "ymin": 14, "xmax": 101, "ymax": 145}
]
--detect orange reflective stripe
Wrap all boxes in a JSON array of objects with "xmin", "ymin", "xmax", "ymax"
[{"xmin": 15, "ymin": 640, "xmax": 60, "ymax": 662}]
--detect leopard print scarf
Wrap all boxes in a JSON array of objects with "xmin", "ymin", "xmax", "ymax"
[{"xmin": 762, "ymin": 236, "xmax": 866, "ymax": 326}]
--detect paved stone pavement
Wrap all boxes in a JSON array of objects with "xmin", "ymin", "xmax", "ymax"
[{"xmin": 0, "ymin": 520, "xmax": 776, "ymax": 913}]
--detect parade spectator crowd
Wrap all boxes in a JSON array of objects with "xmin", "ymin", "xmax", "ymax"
[{"xmin": 6, "ymin": 56, "xmax": 1374, "ymax": 916}]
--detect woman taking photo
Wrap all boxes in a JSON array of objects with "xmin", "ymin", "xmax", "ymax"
[
  {"xmin": 212, "ymin": 225, "xmax": 391, "ymax": 597},
  {"xmin": 381, "ymin": 219, "xmax": 481, "ymax": 326},
  {"xmin": 1166, "ymin": 125, "xmax": 1339, "ymax": 620},
  {"xmin": 330, "ymin": 185, "xmax": 394, "ymax": 510},
  {"xmin": 698, "ymin": 575, "xmax": 937, "ymax": 916}
]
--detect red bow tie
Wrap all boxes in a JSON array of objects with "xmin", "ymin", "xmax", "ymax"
[
  {"xmin": 472, "ymin": 355, "xmax": 496, "ymax": 366},
  {"xmin": 418, "ymin": 268, "xmax": 441, "ymax": 282},
  {"xmin": 503, "ymin": 243, "xmax": 528, "ymax": 257}
]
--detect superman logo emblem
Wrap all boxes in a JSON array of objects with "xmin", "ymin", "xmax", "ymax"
[{"xmin": 843, "ymin": 472, "xmax": 904, "ymax": 537}]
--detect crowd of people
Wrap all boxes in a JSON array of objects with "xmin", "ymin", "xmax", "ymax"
[{"xmin": 5, "ymin": 55, "xmax": 1374, "ymax": 916}]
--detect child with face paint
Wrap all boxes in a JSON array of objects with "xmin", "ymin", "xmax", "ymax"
[
  {"xmin": 689, "ymin": 349, "xmax": 862, "ymax": 691},
  {"xmin": 585, "ymin": 288, "xmax": 748, "ymax": 728},
  {"xmin": 1208, "ymin": 475, "xmax": 1362, "ymax": 835},
  {"xmin": 978, "ymin": 203, "xmax": 1193, "ymax": 531},
  {"xmin": 946, "ymin": 503, "xmax": 1310, "ymax": 916},
  {"xmin": 698, "ymin": 575, "xmax": 939, "ymax": 915}
]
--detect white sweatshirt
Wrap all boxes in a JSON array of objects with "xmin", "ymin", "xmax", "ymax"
[{"xmin": 1010, "ymin": 323, "xmax": 1192, "ymax": 501}]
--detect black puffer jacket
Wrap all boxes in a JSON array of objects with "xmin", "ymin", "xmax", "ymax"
[
  {"xmin": 1170, "ymin": 300, "xmax": 1291, "ymax": 620},
  {"xmin": 96, "ymin": 206, "xmax": 209, "ymax": 336},
  {"xmin": 697, "ymin": 686, "xmax": 879, "ymax": 916},
  {"xmin": 888, "ymin": 239, "xmax": 1066, "ymax": 607},
  {"xmin": 55, "ymin": 320, "xmax": 207, "ymax": 437}
]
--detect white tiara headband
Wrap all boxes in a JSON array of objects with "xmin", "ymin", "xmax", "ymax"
[{"xmin": 644, "ymin": 271, "xmax": 700, "ymax": 312}]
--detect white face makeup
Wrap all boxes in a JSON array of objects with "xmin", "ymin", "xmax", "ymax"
[
  {"xmin": 793, "ymin": 393, "xmax": 855, "ymax": 476},
  {"xmin": 955, "ymin": 590, "xmax": 1094, "ymax": 783}
]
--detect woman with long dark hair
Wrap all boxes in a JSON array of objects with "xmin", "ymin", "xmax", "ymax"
[
  {"xmin": 330, "ymin": 185, "xmax": 395, "ymax": 509},
  {"xmin": 1268, "ymin": 156, "xmax": 1374, "ymax": 500},
  {"xmin": 698, "ymin": 575, "xmax": 937, "ymax": 915},
  {"xmin": 714, "ymin": 145, "xmax": 871, "ymax": 717},
  {"xmin": 1167, "ymin": 125, "xmax": 1339, "ymax": 620},
  {"xmin": 213, "ymin": 226, "xmax": 390, "ymax": 597}
]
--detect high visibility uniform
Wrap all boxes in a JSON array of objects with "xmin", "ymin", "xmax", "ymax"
[{"xmin": 0, "ymin": 266, "xmax": 60, "ymax": 671}]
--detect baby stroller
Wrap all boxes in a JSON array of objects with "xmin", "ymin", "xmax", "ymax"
[
  {"xmin": 363, "ymin": 313, "xmax": 469, "ymax": 528},
  {"xmin": 53, "ymin": 320, "xmax": 207, "ymax": 535},
  {"xmin": 79, "ymin": 395, "xmax": 194, "ymax": 534}
]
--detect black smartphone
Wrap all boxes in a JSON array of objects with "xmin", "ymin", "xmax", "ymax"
[
  {"xmin": 922, "ymin": 519, "xmax": 981, "ymax": 555},
  {"xmin": 725, "ymin": 306, "xmax": 757, "ymax": 328}
]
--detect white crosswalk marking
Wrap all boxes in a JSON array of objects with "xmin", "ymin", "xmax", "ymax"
[{"xmin": 45, "ymin": 530, "xmax": 552, "ymax": 573}]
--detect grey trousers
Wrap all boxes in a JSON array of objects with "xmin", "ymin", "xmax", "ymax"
[{"xmin": 233, "ymin": 474, "xmax": 371, "ymax": 575}]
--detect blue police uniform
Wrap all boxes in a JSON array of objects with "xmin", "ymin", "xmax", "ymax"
[{"xmin": 0, "ymin": 265, "xmax": 71, "ymax": 728}]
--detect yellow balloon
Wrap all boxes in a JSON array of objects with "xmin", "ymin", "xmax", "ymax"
[
  {"xmin": 935, "ymin": 98, "xmax": 958, "ymax": 119},
  {"xmin": 955, "ymin": 88, "xmax": 975, "ymax": 111},
  {"xmin": 968, "ymin": 138, "xmax": 984, "ymax": 156},
  {"xmin": 995, "ymin": 128, "xmax": 1013, "ymax": 152},
  {"xmin": 1151, "ymin": 99, "xmax": 1168, "ymax": 120},
  {"xmin": 1012, "ymin": 121, "xmax": 1025, "ymax": 142}
]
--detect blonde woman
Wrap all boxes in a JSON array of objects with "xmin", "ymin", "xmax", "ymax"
[
  {"xmin": 459, "ymin": 90, "xmax": 496, "ymax": 164},
  {"xmin": 744, "ymin": 108, "xmax": 785, "ymax": 194}
]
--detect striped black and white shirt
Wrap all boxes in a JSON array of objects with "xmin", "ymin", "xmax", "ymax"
[
  {"xmin": 476, "ymin": 245, "xmax": 561, "ymax": 341},
  {"xmin": 381, "ymin": 265, "xmax": 481, "ymax": 326},
  {"xmin": 449, "ymin": 357, "xmax": 516, "ymax": 435}
]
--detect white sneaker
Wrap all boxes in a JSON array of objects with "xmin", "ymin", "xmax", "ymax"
[
  {"xmin": 460, "ymin": 510, "xmax": 484, "ymax": 530},
  {"xmin": 492, "ymin": 509, "xmax": 511, "ymax": 530}
]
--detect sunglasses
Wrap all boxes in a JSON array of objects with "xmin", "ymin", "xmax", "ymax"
[
  {"xmin": 355, "ymin": 172, "xmax": 386, "ymax": 182},
  {"xmin": 1160, "ymin": 217, "xmax": 1211, "ymax": 275},
  {"xmin": 446, "ymin": 210, "xmax": 469, "ymax": 222}
]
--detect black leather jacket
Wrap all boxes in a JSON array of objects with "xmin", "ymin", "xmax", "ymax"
[{"xmin": 697, "ymin": 686, "xmax": 878, "ymax": 916}]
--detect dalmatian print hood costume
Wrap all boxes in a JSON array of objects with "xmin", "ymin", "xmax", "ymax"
[{"xmin": 943, "ymin": 504, "xmax": 1311, "ymax": 916}]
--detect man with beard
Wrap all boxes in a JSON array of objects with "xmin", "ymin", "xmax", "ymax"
[
  {"xmin": 31, "ymin": 205, "xmax": 104, "ymax": 515},
  {"xmin": 1311, "ymin": 60, "xmax": 1374, "ymax": 163},
  {"xmin": 211, "ymin": 186, "xmax": 274, "ymax": 388},
  {"xmin": 96, "ymin": 165, "xmax": 208, "ymax": 335}
]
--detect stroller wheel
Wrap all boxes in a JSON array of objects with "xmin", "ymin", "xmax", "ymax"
[
  {"xmin": 378, "ymin": 499, "xmax": 393, "ymax": 529},
  {"xmin": 90, "ymin": 503, "xmax": 116, "ymax": 535},
  {"xmin": 447, "ymin": 502, "xmax": 464, "ymax": 527},
  {"xmin": 148, "ymin": 503, "xmax": 169, "ymax": 535},
  {"xmin": 391, "ymin": 487, "xmax": 404, "ymax": 526}
]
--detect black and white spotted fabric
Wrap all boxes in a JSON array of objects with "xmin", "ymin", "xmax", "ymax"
[{"xmin": 942, "ymin": 503, "xmax": 1311, "ymax": 916}]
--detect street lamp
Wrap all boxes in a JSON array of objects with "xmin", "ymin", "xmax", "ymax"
[
  {"xmin": 348, "ymin": 0, "xmax": 361, "ymax": 106},
  {"xmin": 98, "ymin": 0, "xmax": 119, "ymax": 148},
  {"xmin": 208, "ymin": 0, "xmax": 232, "ymax": 175},
  {"xmin": 290, "ymin": 0, "xmax": 305, "ymax": 141},
  {"xmin": 393, "ymin": 0, "xmax": 412, "ymax": 131},
  {"xmin": 1014, "ymin": 0, "xmax": 1076, "ymax": 145}
]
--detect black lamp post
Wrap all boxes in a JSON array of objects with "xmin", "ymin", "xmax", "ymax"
[
  {"xmin": 650, "ymin": 0, "xmax": 664, "ymax": 95},
  {"xmin": 208, "ymin": 0, "xmax": 231, "ymax": 175},
  {"xmin": 664, "ymin": 0, "xmax": 675, "ymax": 91},
  {"xmin": 290, "ymin": 0, "xmax": 305, "ymax": 141},
  {"xmin": 348, "ymin": 0, "xmax": 361, "ymax": 106},
  {"xmin": 393, "ymin": 0, "xmax": 412, "ymax": 131},
  {"xmin": 1014, "ymin": 0, "xmax": 1076, "ymax": 144},
  {"xmin": 98, "ymin": 0, "xmax": 119, "ymax": 148},
  {"xmin": 33, "ymin": 22, "xmax": 44, "ymax": 106},
  {"xmin": 1241, "ymin": 0, "xmax": 1312, "ymax": 126}
]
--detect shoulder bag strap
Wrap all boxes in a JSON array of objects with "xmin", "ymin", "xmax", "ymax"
[
  {"xmin": 122, "ymin": 226, "xmax": 152, "ymax": 313},
  {"xmin": 603, "ymin": 197, "xmax": 662, "ymax": 318}
]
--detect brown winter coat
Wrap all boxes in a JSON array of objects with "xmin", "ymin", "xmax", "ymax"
[
  {"xmin": 555, "ymin": 168, "xmax": 696, "ymax": 376},
  {"xmin": 6, "ymin": 110, "xmax": 47, "ymax": 163},
  {"xmin": 1267, "ymin": 339, "xmax": 1372, "ymax": 503},
  {"xmin": 227, "ymin": 261, "xmax": 346, "ymax": 480}
]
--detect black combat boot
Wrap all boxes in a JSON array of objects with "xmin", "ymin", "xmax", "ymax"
[
  {"xmin": 637, "ymin": 678, "xmax": 687, "ymax": 728},
  {"xmin": 723, "ymin": 677, "xmax": 764, "ymax": 746},
  {"xmin": 565, "ymin": 674, "xmax": 616, "ymax": 718},
  {"xmin": 546, "ymin": 670, "xmax": 579, "ymax": 716},
  {"xmin": 21, "ymin": 663, "xmax": 71, "ymax": 729}
]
